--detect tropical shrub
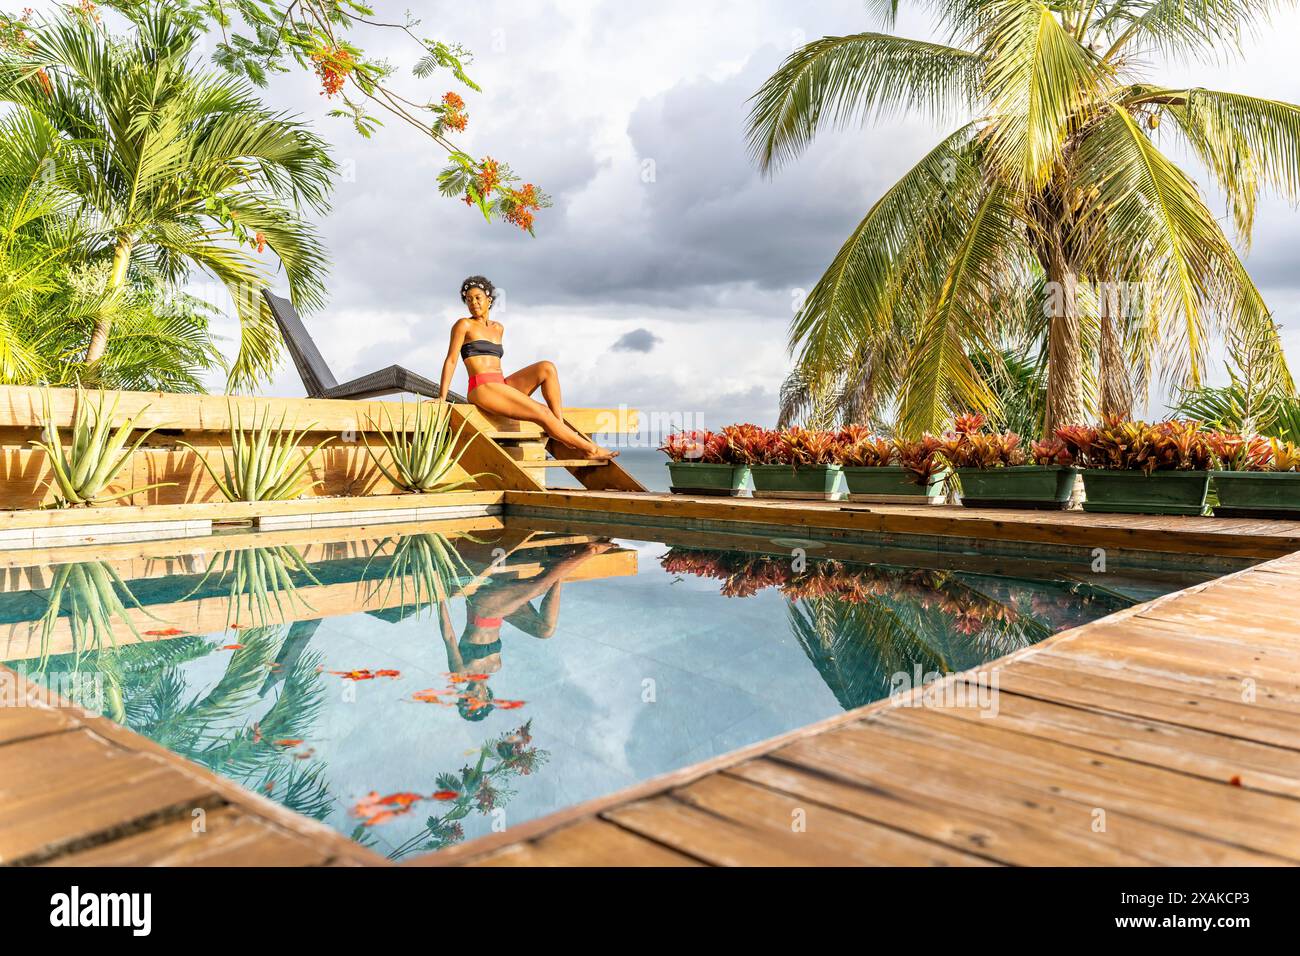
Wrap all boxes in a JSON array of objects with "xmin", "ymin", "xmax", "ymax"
[
  {"xmin": 181, "ymin": 404, "xmax": 334, "ymax": 502},
  {"xmin": 1271, "ymin": 439, "xmax": 1300, "ymax": 473},
  {"xmin": 29, "ymin": 388, "xmax": 172, "ymax": 506},
  {"xmin": 937, "ymin": 414, "xmax": 1027, "ymax": 469}
]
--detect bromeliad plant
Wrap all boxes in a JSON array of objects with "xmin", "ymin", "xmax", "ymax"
[
  {"xmin": 1060, "ymin": 417, "xmax": 1213, "ymax": 474},
  {"xmin": 29, "ymin": 388, "xmax": 173, "ymax": 507},
  {"xmin": 937, "ymin": 414, "xmax": 1028, "ymax": 470},
  {"xmin": 720, "ymin": 423, "xmax": 775, "ymax": 465},
  {"xmin": 181, "ymin": 404, "xmax": 334, "ymax": 502},
  {"xmin": 836, "ymin": 425, "xmax": 895, "ymax": 467},
  {"xmin": 1206, "ymin": 433, "xmax": 1273, "ymax": 472},
  {"xmin": 364, "ymin": 401, "xmax": 488, "ymax": 493},
  {"xmin": 895, "ymin": 435, "xmax": 946, "ymax": 487},
  {"xmin": 659, "ymin": 429, "xmax": 728, "ymax": 463},
  {"xmin": 779, "ymin": 427, "xmax": 839, "ymax": 468}
]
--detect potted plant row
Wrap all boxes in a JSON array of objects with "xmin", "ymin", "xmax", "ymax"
[
  {"xmin": 938, "ymin": 414, "xmax": 1078, "ymax": 510},
  {"xmin": 1055, "ymin": 417, "xmax": 1212, "ymax": 515},
  {"xmin": 838, "ymin": 426, "xmax": 946, "ymax": 503},
  {"xmin": 658, "ymin": 425, "xmax": 756, "ymax": 496},
  {"xmin": 1207, "ymin": 433, "xmax": 1300, "ymax": 518}
]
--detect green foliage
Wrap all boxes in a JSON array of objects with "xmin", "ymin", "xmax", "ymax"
[
  {"xmin": 1172, "ymin": 318, "xmax": 1300, "ymax": 439},
  {"xmin": 750, "ymin": 1, "xmax": 1299, "ymax": 436},
  {"xmin": 363, "ymin": 401, "xmax": 487, "ymax": 493},
  {"xmin": 136, "ymin": 0, "xmax": 551, "ymax": 232},
  {"xmin": 0, "ymin": 5, "xmax": 335, "ymax": 390},
  {"xmin": 187, "ymin": 544, "xmax": 321, "ymax": 628},
  {"xmin": 180, "ymin": 405, "xmax": 335, "ymax": 502},
  {"xmin": 29, "ymin": 387, "xmax": 172, "ymax": 506}
]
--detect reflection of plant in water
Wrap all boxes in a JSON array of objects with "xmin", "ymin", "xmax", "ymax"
[
  {"xmin": 661, "ymin": 546, "xmax": 1114, "ymax": 710},
  {"xmin": 362, "ymin": 532, "xmax": 471, "ymax": 618},
  {"xmin": 33, "ymin": 560, "xmax": 153, "ymax": 706},
  {"xmin": 379, "ymin": 720, "xmax": 548, "ymax": 861},
  {"xmin": 188, "ymin": 545, "xmax": 319, "ymax": 628},
  {"xmin": 35, "ymin": 620, "xmax": 335, "ymax": 821}
]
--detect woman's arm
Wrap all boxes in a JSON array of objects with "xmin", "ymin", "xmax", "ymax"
[{"xmin": 438, "ymin": 319, "xmax": 469, "ymax": 401}]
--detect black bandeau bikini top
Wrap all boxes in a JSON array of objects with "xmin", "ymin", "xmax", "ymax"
[{"xmin": 461, "ymin": 338, "xmax": 504, "ymax": 360}]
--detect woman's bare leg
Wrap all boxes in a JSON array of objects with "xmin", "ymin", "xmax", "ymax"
[
  {"xmin": 470, "ymin": 383, "xmax": 614, "ymax": 458},
  {"xmin": 506, "ymin": 361, "xmax": 563, "ymax": 418}
]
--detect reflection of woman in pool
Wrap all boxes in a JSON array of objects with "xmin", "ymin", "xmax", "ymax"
[{"xmin": 436, "ymin": 541, "xmax": 617, "ymax": 720}]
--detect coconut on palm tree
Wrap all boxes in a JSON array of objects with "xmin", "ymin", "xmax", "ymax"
[
  {"xmin": 0, "ymin": 4, "xmax": 334, "ymax": 391},
  {"xmin": 749, "ymin": 0, "xmax": 1300, "ymax": 436}
]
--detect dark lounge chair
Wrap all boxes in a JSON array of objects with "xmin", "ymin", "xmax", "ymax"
[{"xmin": 263, "ymin": 289, "xmax": 467, "ymax": 402}]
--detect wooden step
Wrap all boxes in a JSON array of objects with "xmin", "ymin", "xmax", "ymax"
[{"xmin": 520, "ymin": 459, "xmax": 608, "ymax": 468}]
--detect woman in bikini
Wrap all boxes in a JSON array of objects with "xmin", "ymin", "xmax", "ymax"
[{"xmin": 437, "ymin": 275, "xmax": 616, "ymax": 460}]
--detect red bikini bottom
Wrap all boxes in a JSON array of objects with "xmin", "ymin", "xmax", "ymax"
[{"xmin": 468, "ymin": 371, "xmax": 506, "ymax": 392}]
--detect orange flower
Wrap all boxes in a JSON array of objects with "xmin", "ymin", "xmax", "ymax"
[
  {"xmin": 442, "ymin": 91, "xmax": 465, "ymax": 110},
  {"xmin": 253, "ymin": 231, "xmax": 266, "ymax": 253}
]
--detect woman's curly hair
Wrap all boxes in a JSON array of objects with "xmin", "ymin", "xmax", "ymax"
[{"xmin": 460, "ymin": 275, "xmax": 497, "ymax": 304}]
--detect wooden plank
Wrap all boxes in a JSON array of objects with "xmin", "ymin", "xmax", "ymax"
[
  {"xmin": 996, "ymin": 658, "xmax": 1300, "ymax": 747},
  {"xmin": 0, "ymin": 729, "xmax": 216, "ymax": 864},
  {"xmin": 863, "ymin": 709, "xmax": 1300, "ymax": 859},
  {"xmin": 943, "ymin": 682, "xmax": 1300, "ymax": 796},
  {"xmin": 0, "ymin": 489, "xmax": 502, "ymax": 530},
  {"xmin": 771, "ymin": 723, "xmax": 1288, "ymax": 865},
  {"xmin": 727, "ymin": 756, "xmax": 1261, "ymax": 866},
  {"xmin": 465, "ymin": 819, "xmax": 701, "ymax": 867},
  {"xmin": 0, "ymin": 695, "xmax": 79, "ymax": 745},
  {"xmin": 44, "ymin": 806, "xmax": 333, "ymax": 866},
  {"xmin": 0, "ymin": 385, "xmax": 638, "ymax": 436},
  {"xmin": 666, "ymin": 772, "xmax": 995, "ymax": 866}
]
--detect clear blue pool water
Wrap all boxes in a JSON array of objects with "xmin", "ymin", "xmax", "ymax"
[{"xmin": 0, "ymin": 518, "xmax": 1224, "ymax": 859}]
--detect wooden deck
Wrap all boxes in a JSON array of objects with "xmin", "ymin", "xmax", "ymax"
[
  {"xmin": 3, "ymin": 491, "xmax": 1300, "ymax": 866},
  {"xmin": 419, "ymin": 548, "xmax": 1300, "ymax": 866}
]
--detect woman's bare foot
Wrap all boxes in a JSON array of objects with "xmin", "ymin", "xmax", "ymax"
[{"xmin": 582, "ymin": 442, "xmax": 619, "ymax": 460}]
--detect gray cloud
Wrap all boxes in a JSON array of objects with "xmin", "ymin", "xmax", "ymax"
[{"xmin": 611, "ymin": 327, "xmax": 662, "ymax": 352}]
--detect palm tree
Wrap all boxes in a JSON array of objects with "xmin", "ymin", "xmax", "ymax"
[
  {"xmin": 0, "ymin": 5, "xmax": 334, "ymax": 391},
  {"xmin": 749, "ymin": 0, "xmax": 1299, "ymax": 435},
  {"xmin": 0, "ymin": 105, "xmax": 226, "ymax": 389}
]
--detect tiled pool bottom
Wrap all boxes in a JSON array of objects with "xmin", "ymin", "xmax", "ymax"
[{"xmin": 1, "ymin": 520, "xmax": 1224, "ymax": 861}]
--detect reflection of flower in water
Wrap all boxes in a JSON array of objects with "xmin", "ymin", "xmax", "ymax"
[{"xmin": 370, "ymin": 720, "xmax": 549, "ymax": 861}]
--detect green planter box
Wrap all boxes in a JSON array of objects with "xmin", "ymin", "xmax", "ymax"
[
  {"xmin": 749, "ymin": 464, "xmax": 843, "ymax": 500},
  {"xmin": 957, "ymin": 465, "xmax": 1077, "ymax": 510},
  {"xmin": 842, "ymin": 465, "xmax": 939, "ymax": 503},
  {"xmin": 665, "ymin": 462, "xmax": 750, "ymax": 496},
  {"xmin": 1212, "ymin": 470, "xmax": 1300, "ymax": 518},
  {"xmin": 1081, "ymin": 469, "xmax": 1210, "ymax": 516}
]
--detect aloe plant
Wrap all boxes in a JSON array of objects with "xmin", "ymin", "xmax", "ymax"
[
  {"xmin": 34, "ymin": 559, "xmax": 154, "ymax": 678},
  {"xmin": 180, "ymin": 403, "xmax": 334, "ymax": 502},
  {"xmin": 363, "ymin": 401, "xmax": 489, "ymax": 493},
  {"xmin": 29, "ymin": 388, "xmax": 173, "ymax": 507}
]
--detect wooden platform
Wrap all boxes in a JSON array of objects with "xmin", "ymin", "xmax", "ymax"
[{"xmin": 419, "ymin": 549, "xmax": 1300, "ymax": 866}]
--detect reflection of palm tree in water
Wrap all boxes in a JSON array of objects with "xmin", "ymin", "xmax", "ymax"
[{"xmin": 438, "ymin": 541, "xmax": 617, "ymax": 720}]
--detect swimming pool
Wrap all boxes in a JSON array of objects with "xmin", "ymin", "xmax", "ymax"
[{"xmin": 0, "ymin": 517, "xmax": 1227, "ymax": 860}]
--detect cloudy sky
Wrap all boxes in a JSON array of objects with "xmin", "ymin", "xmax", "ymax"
[{"xmin": 103, "ymin": 2, "xmax": 1300, "ymax": 431}]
